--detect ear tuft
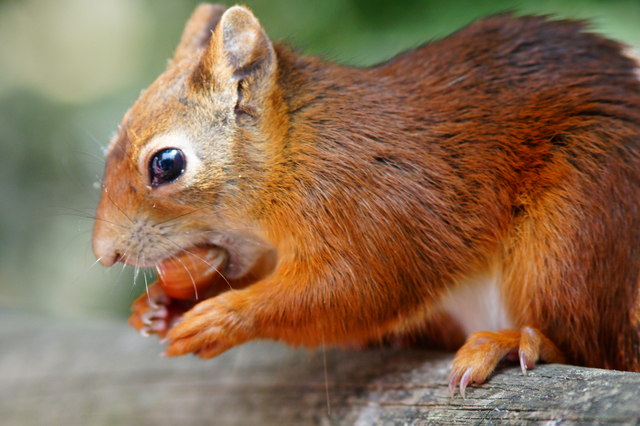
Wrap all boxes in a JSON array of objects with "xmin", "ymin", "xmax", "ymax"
[{"xmin": 173, "ymin": 4, "xmax": 226, "ymax": 63}]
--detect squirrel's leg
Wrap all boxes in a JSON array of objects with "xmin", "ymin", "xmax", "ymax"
[
  {"xmin": 447, "ymin": 190, "xmax": 585, "ymax": 396},
  {"xmin": 163, "ymin": 270, "xmax": 414, "ymax": 358},
  {"xmin": 447, "ymin": 165, "xmax": 640, "ymax": 395}
]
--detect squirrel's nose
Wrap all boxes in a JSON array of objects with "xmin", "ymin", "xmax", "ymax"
[
  {"xmin": 99, "ymin": 251, "xmax": 121, "ymax": 267},
  {"xmin": 93, "ymin": 238, "xmax": 122, "ymax": 267},
  {"xmin": 93, "ymin": 187, "xmax": 126, "ymax": 266},
  {"xmin": 92, "ymin": 229, "xmax": 122, "ymax": 267}
]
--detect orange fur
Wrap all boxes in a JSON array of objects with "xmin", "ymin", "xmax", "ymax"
[{"xmin": 93, "ymin": 4, "xmax": 640, "ymax": 390}]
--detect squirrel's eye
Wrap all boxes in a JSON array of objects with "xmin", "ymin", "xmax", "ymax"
[{"xmin": 149, "ymin": 148, "xmax": 186, "ymax": 186}]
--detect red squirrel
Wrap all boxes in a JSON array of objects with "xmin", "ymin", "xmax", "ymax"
[{"xmin": 93, "ymin": 4, "xmax": 640, "ymax": 396}]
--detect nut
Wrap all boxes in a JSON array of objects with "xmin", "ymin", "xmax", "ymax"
[{"xmin": 156, "ymin": 246, "xmax": 228, "ymax": 300}]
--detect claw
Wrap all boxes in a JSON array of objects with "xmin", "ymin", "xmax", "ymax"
[
  {"xmin": 140, "ymin": 306, "xmax": 169, "ymax": 326},
  {"xmin": 460, "ymin": 368, "xmax": 472, "ymax": 398},
  {"xmin": 519, "ymin": 349, "xmax": 528, "ymax": 375},
  {"xmin": 147, "ymin": 293, "xmax": 169, "ymax": 309},
  {"xmin": 448, "ymin": 371, "xmax": 458, "ymax": 396},
  {"xmin": 149, "ymin": 320, "xmax": 166, "ymax": 333}
]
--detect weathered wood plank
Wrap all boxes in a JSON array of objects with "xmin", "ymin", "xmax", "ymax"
[{"xmin": 1, "ymin": 309, "xmax": 638, "ymax": 425}]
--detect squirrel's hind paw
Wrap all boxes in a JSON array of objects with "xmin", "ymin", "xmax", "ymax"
[{"xmin": 448, "ymin": 326, "xmax": 564, "ymax": 397}]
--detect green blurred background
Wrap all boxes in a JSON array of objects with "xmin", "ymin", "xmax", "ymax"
[{"xmin": 1, "ymin": 0, "xmax": 639, "ymax": 321}]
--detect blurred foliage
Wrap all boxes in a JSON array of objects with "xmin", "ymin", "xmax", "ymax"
[{"xmin": 0, "ymin": 0, "xmax": 639, "ymax": 320}]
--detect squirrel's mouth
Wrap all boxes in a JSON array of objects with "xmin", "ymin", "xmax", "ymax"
[
  {"xmin": 128, "ymin": 244, "xmax": 234, "ymax": 338},
  {"xmin": 155, "ymin": 245, "xmax": 231, "ymax": 300}
]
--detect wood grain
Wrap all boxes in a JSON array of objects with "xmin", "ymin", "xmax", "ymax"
[{"xmin": 1, "ymin": 310, "xmax": 638, "ymax": 425}]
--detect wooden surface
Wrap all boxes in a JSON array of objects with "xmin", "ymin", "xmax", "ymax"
[{"xmin": 1, "ymin": 309, "xmax": 639, "ymax": 425}]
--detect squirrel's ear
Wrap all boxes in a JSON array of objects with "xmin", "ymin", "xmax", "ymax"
[
  {"xmin": 173, "ymin": 4, "xmax": 227, "ymax": 63},
  {"xmin": 191, "ymin": 5, "xmax": 275, "ymax": 87}
]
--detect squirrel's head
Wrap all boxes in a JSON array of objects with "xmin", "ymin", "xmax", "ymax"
[{"xmin": 93, "ymin": 4, "xmax": 282, "ymax": 277}]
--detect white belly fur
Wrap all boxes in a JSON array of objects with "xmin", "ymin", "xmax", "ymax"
[{"xmin": 439, "ymin": 272, "xmax": 513, "ymax": 337}]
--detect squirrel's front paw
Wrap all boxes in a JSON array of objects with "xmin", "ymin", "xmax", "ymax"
[
  {"xmin": 129, "ymin": 283, "xmax": 173, "ymax": 337},
  {"xmin": 164, "ymin": 294, "xmax": 252, "ymax": 358},
  {"xmin": 128, "ymin": 283, "xmax": 194, "ymax": 338}
]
